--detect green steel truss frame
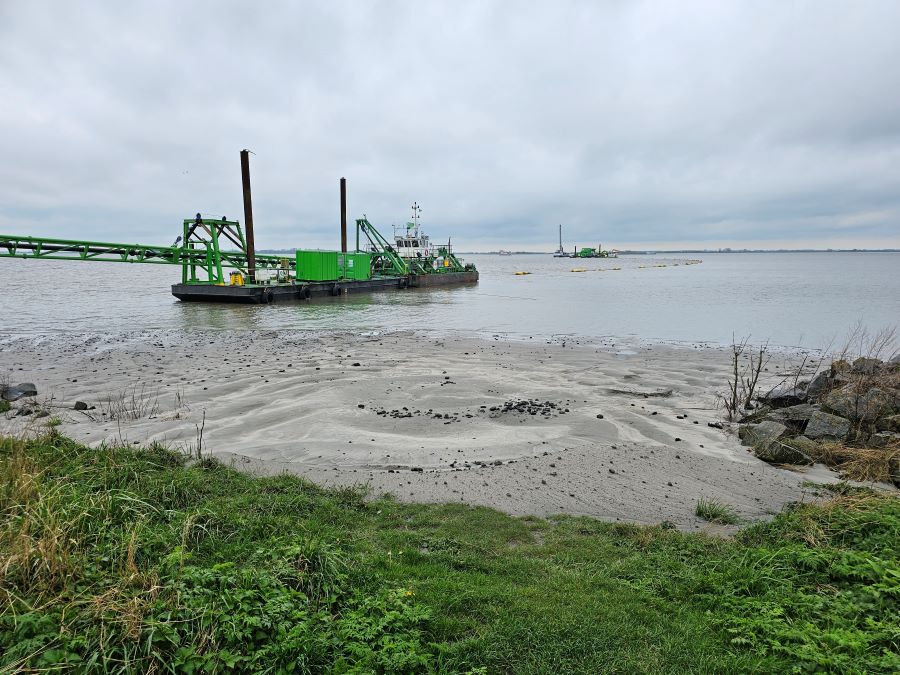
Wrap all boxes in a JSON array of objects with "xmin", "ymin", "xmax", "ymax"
[
  {"xmin": 1, "ymin": 215, "xmax": 472, "ymax": 286},
  {"xmin": 0, "ymin": 216, "xmax": 294, "ymax": 286}
]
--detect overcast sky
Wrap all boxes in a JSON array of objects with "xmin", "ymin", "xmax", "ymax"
[{"xmin": 2, "ymin": 1, "xmax": 899, "ymax": 251}]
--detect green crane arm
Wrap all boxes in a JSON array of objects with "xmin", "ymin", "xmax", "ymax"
[{"xmin": 355, "ymin": 218, "xmax": 409, "ymax": 276}]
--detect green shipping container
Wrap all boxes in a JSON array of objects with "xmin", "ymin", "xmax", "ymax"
[
  {"xmin": 341, "ymin": 252, "xmax": 371, "ymax": 280},
  {"xmin": 296, "ymin": 250, "xmax": 340, "ymax": 281},
  {"xmin": 295, "ymin": 250, "xmax": 371, "ymax": 281}
]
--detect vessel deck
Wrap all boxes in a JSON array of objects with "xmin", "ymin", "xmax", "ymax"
[{"xmin": 171, "ymin": 271, "xmax": 478, "ymax": 303}]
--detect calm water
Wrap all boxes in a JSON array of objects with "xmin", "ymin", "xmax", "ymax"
[{"xmin": 0, "ymin": 252, "xmax": 897, "ymax": 348}]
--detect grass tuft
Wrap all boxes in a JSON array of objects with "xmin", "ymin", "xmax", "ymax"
[{"xmin": 695, "ymin": 497, "xmax": 740, "ymax": 524}]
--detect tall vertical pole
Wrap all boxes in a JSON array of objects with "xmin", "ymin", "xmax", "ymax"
[
  {"xmin": 559, "ymin": 224, "xmax": 562, "ymax": 250},
  {"xmin": 340, "ymin": 177, "xmax": 347, "ymax": 253},
  {"xmin": 240, "ymin": 149, "xmax": 256, "ymax": 283}
]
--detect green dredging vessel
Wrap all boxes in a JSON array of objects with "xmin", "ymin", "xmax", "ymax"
[{"xmin": 0, "ymin": 152, "xmax": 478, "ymax": 304}]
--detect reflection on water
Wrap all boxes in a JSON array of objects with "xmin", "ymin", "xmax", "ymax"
[{"xmin": 1, "ymin": 252, "xmax": 898, "ymax": 348}]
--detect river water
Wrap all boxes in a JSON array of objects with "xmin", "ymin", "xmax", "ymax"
[{"xmin": 0, "ymin": 252, "xmax": 897, "ymax": 348}]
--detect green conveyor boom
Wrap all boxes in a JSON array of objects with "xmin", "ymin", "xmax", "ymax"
[{"xmin": 0, "ymin": 216, "xmax": 295, "ymax": 286}]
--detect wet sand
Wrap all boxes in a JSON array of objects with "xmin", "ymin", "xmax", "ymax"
[{"xmin": 0, "ymin": 330, "xmax": 832, "ymax": 530}]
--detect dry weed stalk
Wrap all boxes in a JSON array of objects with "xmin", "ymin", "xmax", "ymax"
[
  {"xmin": 809, "ymin": 441, "xmax": 899, "ymax": 483},
  {"xmin": 721, "ymin": 336, "xmax": 771, "ymax": 420},
  {"xmin": 83, "ymin": 383, "xmax": 161, "ymax": 422},
  {"xmin": 836, "ymin": 322, "xmax": 898, "ymax": 364}
]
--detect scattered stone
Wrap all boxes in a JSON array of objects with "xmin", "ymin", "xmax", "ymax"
[
  {"xmin": 74, "ymin": 401, "xmax": 89, "ymax": 411},
  {"xmin": 489, "ymin": 399, "xmax": 566, "ymax": 418},
  {"xmin": 805, "ymin": 410, "xmax": 851, "ymax": 441},
  {"xmin": 707, "ymin": 421, "xmax": 724, "ymax": 429}
]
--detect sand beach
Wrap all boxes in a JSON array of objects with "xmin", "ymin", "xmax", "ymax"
[{"xmin": 0, "ymin": 329, "xmax": 832, "ymax": 529}]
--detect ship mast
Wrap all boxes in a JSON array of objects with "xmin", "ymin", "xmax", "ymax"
[{"xmin": 411, "ymin": 202, "xmax": 422, "ymax": 235}]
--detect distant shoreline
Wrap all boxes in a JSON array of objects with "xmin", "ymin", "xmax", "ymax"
[
  {"xmin": 251, "ymin": 248, "xmax": 899, "ymax": 255},
  {"xmin": 455, "ymin": 249, "xmax": 900, "ymax": 255}
]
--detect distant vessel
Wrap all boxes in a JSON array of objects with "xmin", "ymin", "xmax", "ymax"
[
  {"xmin": 498, "ymin": 249, "xmax": 512, "ymax": 256},
  {"xmin": 554, "ymin": 224, "xmax": 617, "ymax": 258},
  {"xmin": 553, "ymin": 224, "xmax": 568, "ymax": 257},
  {"xmin": 569, "ymin": 244, "xmax": 618, "ymax": 259}
]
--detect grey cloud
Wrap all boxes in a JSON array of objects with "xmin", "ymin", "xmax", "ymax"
[{"xmin": 1, "ymin": 0, "xmax": 899, "ymax": 250}]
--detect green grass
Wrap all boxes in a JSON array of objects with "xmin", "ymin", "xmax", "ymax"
[
  {"xmin": 695, "ymin": 497, "xmax": 740, "ymax": 524},
  {"xmin": 1, "ymin": 433, "xmax": 898, "ymax": 673}
]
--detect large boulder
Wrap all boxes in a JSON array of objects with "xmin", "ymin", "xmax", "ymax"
[
  {"xmin": 823, "ymin": 387, "xmax": 896, "ymax": 423},
  {"xmin": 739, "ymin": 420, "xmax": 789, "ymax": 451},
  {"xmin": 760, "ymin": 385, "xmax": 807, "ymax": 408},
  {"xmin": 859, "ymin": 388, "xmax": 897, "ymax": 421},
  {"xmin": 831, "ymin": 360, "xmax": 851, "ymax": 376},
  {"xmin": 823, "ymin": 389, "xmax": 856, "ymax": 419},
  {"xmin": 768, "ymin": 403, "xmax": 819, "ymax": 433},
  {"xmin": 851, "ymin": 357, "xmax": 883, "ymax": 374},
  {"xmin": 769, "ymin": 403, "xmax": 818, "ymax": 422},
  {"xmin": 0, "ymin": 382, "xmax": 38, "ymax": 402},
  {"xmin": 868, "ymin": 432, "xmax": 900, "ymax": 449},
  {"xmin": 804, "ymin": 371, "xmax": 833, "ymax": 402},
  {"xmin": 889, "ymin": 457, "xmax": 900, "ymax": 489},
  {"xmin": 738, "ymin": 405, "xmax": 772, "ymax": 424},
  {"xmin": 805, "ymin": 410, "xmax": 851, "ymax": 441},
  {"xmin": 755, "ymin": 436, "xmax": 816, "ymax": 465},
  {"xmin": 876, "ymin": 414, "xmax": 900, "ymax": 433}
]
